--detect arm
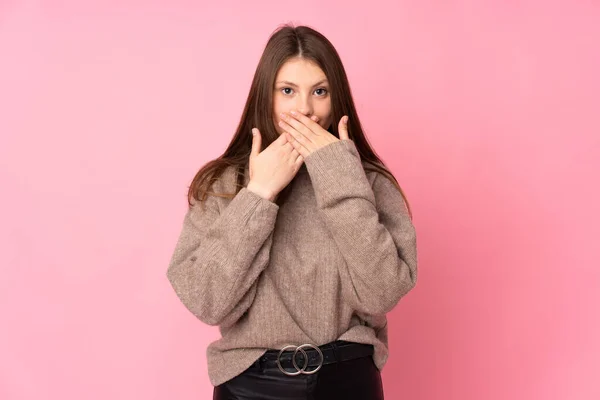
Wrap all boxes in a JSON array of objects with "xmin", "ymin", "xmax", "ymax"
[
  {"xmin": 304, "ymin": 139, "xmax": 418, "ymax": 315},
  {"xmin": 166, "ymin": 183, "xmax": 279, "ymax": 327}
]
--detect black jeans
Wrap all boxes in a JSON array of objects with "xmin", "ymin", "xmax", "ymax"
[{"xmin": 213, "ymin": 342, "xmax": 385, "ymax": 400}]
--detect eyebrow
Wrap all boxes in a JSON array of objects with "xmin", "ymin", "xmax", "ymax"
[{"xmin": 276, "ymin": 79, "xmax": 329, "ymax": 88}]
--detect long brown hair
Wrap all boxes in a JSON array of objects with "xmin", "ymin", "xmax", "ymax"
[{"xmin": 187, "ymin": 23, "xmax": 413, "ymax": 220}]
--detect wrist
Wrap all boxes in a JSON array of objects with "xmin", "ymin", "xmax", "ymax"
[{"xmin": 247, "ymin": 181, "xmax": 276, "ymax": 202}]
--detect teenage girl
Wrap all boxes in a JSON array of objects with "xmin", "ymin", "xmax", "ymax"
[{"xmin": 167, "ymin": 23, "xmax": 418, "ymax": 400}]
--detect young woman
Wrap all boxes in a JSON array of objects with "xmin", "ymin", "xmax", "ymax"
[{"xmin": 167, "ymin": 23, "xmax": 418, "ymax": 400}]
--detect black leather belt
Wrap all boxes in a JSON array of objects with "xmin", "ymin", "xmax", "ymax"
[{"xmin": 254, "ymin": 340, "xmax": 374, "ymax": 376}]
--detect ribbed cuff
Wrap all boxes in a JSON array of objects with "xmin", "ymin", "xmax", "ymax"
[
  {"xmin": 239, "ymin": 186, "xmax": 279, "ymax": 209},
  {"xmin": 218, "ymin": 186, "xmax": 280, "ymax": 227}
]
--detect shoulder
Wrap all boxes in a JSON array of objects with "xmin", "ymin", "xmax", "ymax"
[
  {"xmin": 364, "ymin": 165, "xmax": 378, "ymax": 186},
  {"xmin": 363, "ymin": 163, "xmax": 409, "ymax": 210},
  {"xmin": 190, "ymin": 164, "xmax": 248, "ymax": 211},
  {"xmin": 213, "ymin": 164, "xmax": 248, "ymax": 193},
  {"xmin": 362, "ymin": 161, "xmax": 390, "ymax": 188}
]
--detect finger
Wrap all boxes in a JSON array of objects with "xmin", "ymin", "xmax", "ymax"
[
  {"xmin": 291, "ymin": 144, "xmax": 304, "ymax": 164},
  {"xmin": 338, "ymin": 115, "xmax": 350, "ymax": 140},
  {"xmin": 280, "ymin": 112, "xmax": 316, "ymax": 142},
  {"xmin": 267, "ymin": 130, "xmax": 288, "ymax": 150},
  {"xmin": 288, "ymin": 147, "xmax": 300, "ymax": 162},
  {"xmin": 293, "ymin": 152, "xmax": 304, "ymax": 169},
  {"xmin": 250, "ymin": 128, "xmax": 261, "ymax": 157},
  {"xmin": 279, "ymin": 119, "xmax": 312, "ymax": 150},
  {"xmin": 310, "ymin": 115, "xmax": 319, "ymax": 122},
  {"xmin": 275, "ymin": 129, "xmax": 289, "ymax": 144},
  {"xmin": 288, "ymin": 110, "xmax": 322, "ymax": 135},
  {"xmin": 285, "ymin": 132, "xmax": 310, "ymax": 158}
]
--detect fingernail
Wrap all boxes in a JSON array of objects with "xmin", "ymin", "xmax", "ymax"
[
  {"xmin": 343, "ymin": 116, "xmax": 348, "ymax": 124},
  {"xmin": 290, "ymin": 110, "xmax": 297, "ymax": 115}
]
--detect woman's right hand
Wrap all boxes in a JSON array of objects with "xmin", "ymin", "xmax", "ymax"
[{"xmin": 246, "ymin": 127, "xmax": 304, "ymax": 202}]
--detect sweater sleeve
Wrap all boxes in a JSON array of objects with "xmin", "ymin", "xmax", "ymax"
[
  {"xmin": 303, "ymin": 139, "xmax": 418, "ymax": 316},
  {"xmin": 166, "ymin": 184, "xmax": 279, "ymax": 327}
]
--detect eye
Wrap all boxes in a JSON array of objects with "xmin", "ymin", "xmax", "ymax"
[{"xmin": 280, "ymin": 87, "xmax": 329, "ymax": 96}]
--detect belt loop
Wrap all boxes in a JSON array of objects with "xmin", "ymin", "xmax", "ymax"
[
  {"xmin": 257, "ymin": 356, "xmax": 266, "ymax": 374},
  {"xmin": 331, "ymin": 341, "xmax": 340, "ymax": 371}
]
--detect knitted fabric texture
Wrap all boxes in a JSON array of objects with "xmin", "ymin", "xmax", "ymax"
[{"xmin": 167, "ymin": 139, "xmax": 418, "ymax": 387}]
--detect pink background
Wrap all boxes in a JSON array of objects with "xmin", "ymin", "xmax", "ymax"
[{"xmin": 1, "ymin": 1, "xmax": 599, "ymax": 399}]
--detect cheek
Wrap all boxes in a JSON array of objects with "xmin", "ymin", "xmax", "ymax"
[
  {"xmin": 272, "ymin": 93, "xmax": 292, "ymax": 108},
  {"xmin": 318, "ymin": 110, "xmax": 333, "ymax": 127},
  {"xmin": 271, "ymin": 105, "xmax": 284, "ymax": 133},
  {"xmin": 316, "ymin": 102, "xmax": 332, "ymax": 119},
  {"xmin": 272, "ymin": 101, "xmax": 282, "ymax": 125},
  {"xmin": 272, "ymin": 98, "xmax": 290, "ymax": 120},
  {"xmin": 272, "ymin": 103, "xmax": 281, "ymax": 116}
]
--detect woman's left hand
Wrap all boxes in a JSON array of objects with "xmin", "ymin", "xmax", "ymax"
[{"xmin": 278, "ymin": 110, "xmax": 350, "ymax": 158}]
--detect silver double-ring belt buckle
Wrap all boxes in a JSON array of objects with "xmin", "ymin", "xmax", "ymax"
[{"xmin": 276, "ymin": 343, "xmax": 324, "ymax": 376}]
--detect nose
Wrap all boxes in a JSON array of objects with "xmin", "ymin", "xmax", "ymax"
[{"xmin": 295, "ymin": 95, "xmax": 314, "ymax": 118}]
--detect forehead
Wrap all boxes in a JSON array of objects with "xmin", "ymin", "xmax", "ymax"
[{"xmin": 275, "ymin": 58, "xmax": 327, "ymax": 84}]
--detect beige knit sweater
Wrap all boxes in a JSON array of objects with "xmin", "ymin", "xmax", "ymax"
[{"xmin": 166, "ymin": 139, "xmax": 418, "ymax": 387}]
